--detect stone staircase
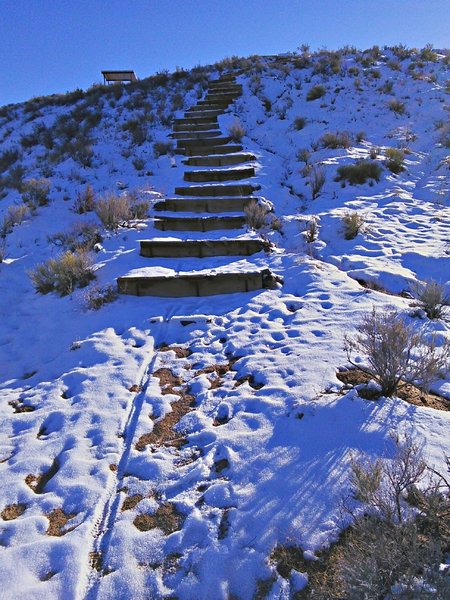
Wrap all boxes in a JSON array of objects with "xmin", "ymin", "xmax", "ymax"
[{"xmin": 117, "ymin": 75, "xmax": 281, "ymax": 297}]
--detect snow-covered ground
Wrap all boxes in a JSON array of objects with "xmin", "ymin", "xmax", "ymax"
[{"xmin": 0, "ymin": 47, "xmax": 449, "ymax": 599}]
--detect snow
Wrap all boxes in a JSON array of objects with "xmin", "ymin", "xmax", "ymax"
[{"xmin": 0, "ymin": 47, "xmax": 449, "ymax": 598}]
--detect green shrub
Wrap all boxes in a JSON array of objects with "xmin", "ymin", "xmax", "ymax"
[
  {"xmin": 21, "ymin": 178, "xmax": 51, "ymax": 211},
  {"xmin": 335, "ymin": 161, "xmax": 382, "ymax": 185},
  {"xmin": 342, "ymin": 211, "xmax": 365, "ymax": 239},
  {"xmin": 29, "ymin": 250, "xmax": 95, "ymax": 296},
  {"xmin": 306, "ymin": 85, "xmax": 326, "ymax": 101},
  {"xmin": 385, "ymin": 148, "xmax": 405, "ymax": 173}
]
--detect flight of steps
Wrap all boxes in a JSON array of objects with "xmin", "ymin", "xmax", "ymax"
[{"xmin": 118, "ymin": 75, "xmax": 281, "ymax": 297}]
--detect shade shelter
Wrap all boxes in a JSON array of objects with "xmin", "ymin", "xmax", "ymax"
[{"xmin": 101, "ymin": 70, "xmax": 138, "ymax": 85}]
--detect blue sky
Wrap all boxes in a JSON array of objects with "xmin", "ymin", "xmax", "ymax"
[{"xmin": 1, "ymin": 0, "xmax": 449, "ymax": 106}]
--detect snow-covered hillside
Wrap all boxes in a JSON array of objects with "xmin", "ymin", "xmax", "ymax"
[{"xmin": 0, "ymin": 46, "xmax": 449, "ymax": 599}]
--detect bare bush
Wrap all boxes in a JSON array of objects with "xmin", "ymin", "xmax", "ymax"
[
  {"xmin": 0, "ymin": 204, "xmax": 29, "ymax": 238},
  {"xmin": 342, "ymin": 211, "xmax": 365, "ymax": 239},
  {"xmin": 304, "ymin": 217, "xmax": 318, "ymax": 243},
  {"xmin": 385, "ymin": 147, "xmax": 405, "ymax": 174},
  {"xmin": 47, "ymin": 222, "xmax": 102, "ymax": 252},
  {"xmin": 309, "ymin": 164, "xmax": 326, "ymax": 199},
  {"xmin": 228, "ymin": 120, "xmax": 246, "ymax": 142},
  {"xmin": 335, "ymin": 160, "xmax": 382, "ymax": 185},
  {"xmin": 412, "ymin": 280, "xmax": 450, "ymax": 320},
  {"xmin": 345, "ymin": 307, "xmax": 450, "ymax": 396},
  {"xmin": 320, "ymin": 131, "xmax": 352, "ymax": 149},
  {"xmin": 293, "ymin": 116, "xmax": 307, "ymax": 131},
  {"xmin": 29, "ymin": 250, "xmax": 95, "ymax": 296},
  {"xmin": 153, "ymin": 140, "xmax": 174, "ymax": 158},
  {"xmin": 388, "ymin": 98, "xmax": 406, "ymax": 114},
  {"xmin": 306, "ymin": 85, "xmax": 326, "ymax": 101},
  {"xmin": 73, "ymin": 184, "xmax": 96, "ymax": 214},
  {"xmin": 244, "ymin": 200, "xmax": 267, "ymax": 229},
  {"xmin": 21, "ymin": 178, "xmax": 51, "ymax": 211},
  {"xmin": 94, "ymin": 193, "xmax": 132, "ymax": 230},
  {"xmin": 84, "ymin": 284, "xmax": 118, "ymax": 310}
]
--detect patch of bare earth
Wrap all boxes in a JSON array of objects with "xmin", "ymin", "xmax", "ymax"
[
  {"xmin": 121, "ymin": 494, "xmax": 144, "ymax": 512},
  {"xmin": 158, "ymin": 343, "xmax": 192, "ymax": 358},
  {"xmin": 135, "ymin": 368, "xmax": 194, "ymax": 451},
  {"xmin": 133, "ymin": 502, "xmax": 185, "ymax": 535},
  {"xmin": 46, "ymin": 508, "xmax": 77, "ymax": 536},
  {"xmin": 195, "ymin": 357, "xmax": 239, "ymax": 389},
  {"xmin": 1, "ymin": 503, "xmax": 27, "ymax": 521},
  {"xmin": 8, "ymin": 400, "xmax": 35, "ymax": 413},
  {"xmin": 25, "ymin": 457, "xmax": 60, "ymax": 493},
  {"xmin": 337, "ymin": 368, "xmax": 450, "ymax": 411}
]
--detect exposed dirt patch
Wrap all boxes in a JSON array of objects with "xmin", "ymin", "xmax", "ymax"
[
  {"xmin": 25, "ymin": 458, "xmax": 60, "ymax": 494},
  {"xmin": 218, "ymin": 509, "xmax": 230, "ymax": 540},
  {"xmin": 135, "ymin": 367, "xmax": 195, "ymax": 451},
  {"xmin": 214, "ymin": 458, "xmax": 230, "ymax": 474},
  {"xmin": 46, "ymin": 508, "xmax": 77, "ymax": 536},
  {"xmin": 158, "ymin": 343, "xmax": 192, "ymax": 358},
  {"xmin": 153, "ymin": 368, "xmax": 183, "ymax": 394},
  {"xmin": 128, "ymin": 384, "xmax": 142, "ymax": 393},
  {"xmin": 234, "ymin": 373, "xmax": 264, "ymax": 390},
  {"xmin": 89, "ymin": 551, "xmax": 103, "ymax": 572},
  {"xmin": 354, "ymin": 277, "xmax": 411, "ymax": 298},
  {"xmin": 40, "ymin": 571, "xmax": 57, "ymax": 581},
  {"xmin": 8, "ymin": 400, "xmax": 35, "ymax": 413},
  {"xmin": 337, "ymin": 368, "xmax": 450, "ymax": 411},
  {"xmin": 1, "ymin": 503, "xmax": 27, "ymax": 521},
  {"xmin": 135, "ymin": 392, "xmax": 194, "ymax": 451},
  {"xmin": 133, "ymin": 502, "xmax": 185, "ymax": 535},
  {"xmin": 121, "ymin": 494, "xmax": 144, "ymax": 512},
  {"xmin": 195, "ymin": 358, "xmax": 240, "ymax": 390}
]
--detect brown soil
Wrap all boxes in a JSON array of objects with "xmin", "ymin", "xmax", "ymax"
[
  {"xmin": 46, "ymin": 508, "xmax": 77, "ymax": 536},
  {"xmin": 135, "ymin": 368, "xmax": 194, "ymax": 451},
  {"xmin": 234, "ymin": 374, "xmax": 264, "ymax": 390},
  {"xmin": 195, "ymin": 358, "xmax": 240, "ymax": 390},
  {"xmin": 121, "ymin": 494, "xmax": 144, "ymax": 512},
  {"xmin": 8, "ymin": 400, "xmax": 35, "ymax": 413},
  {"xmin": 214, "ymin": 458, "xmax": 229, "ymax": 474},
  {"xmin": 218, "ymin": 509, "xmax": 230, "ymax": 540},
  {"xmin": 133, "ymin": 502, "xmax": 185, "ymax": 535},
  {"xmin": 337, "ymin": 369, "xmax": 450, "ymax": 411},
  {"xmin": 89, "ymin": 551, "xmax": 103, "ymax": 572},
  {"xmin": 1, "ymin": 503, "xmax": 27, "ymax": 521},
  {"xmin": 25, "ymin": 458, "xmax": 60, "ymax": 494},
  {"xmin": 158, "ymin": 343, "xmax": 192, "ymax": 358},
  {"xmin": 128, "ymin": 384, "xmax": 142, "ymax": 393}
]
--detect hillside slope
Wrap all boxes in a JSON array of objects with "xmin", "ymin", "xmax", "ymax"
[{"xmin": 0, "ymin": 46, "xmax": 449, "ymax": 599}]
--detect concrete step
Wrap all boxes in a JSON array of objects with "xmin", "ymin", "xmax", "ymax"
[
  {"xmin": 177, "ymin": 136, "xmax": 231, "ymax": 148},
  {"xmin": 196, "ymin": 100, "xmax": 232, "ymax": 108},
  {"xmin": 174, "ymin": 116, "xmax": 218, "ymax": 126},
  {"xmin": 184, "ymin": 167, "xmax": 255, "ymax": 182},
  {"xmin": 183, "ymin": 153, "xmax": 256, "ymax": 166},
  {"xmin": 175, "ymin": 183, "xmax": 258, "ymax": 197},
  {"xmin": 170, "ymin": 130, "xmax": 222, "ymax": 140},
  {"xmin": 205, "ymin": 93, "xmax": 240, "ymax": 102},
  {"xmin": 207, "ymin": 87, "xmax": 242, "ymax": 95},
  {"xmin": 207, "ymin": 83, "xmax": 242, "ymax": 91},
  {"xmin": 154, "ymin": 196, "xmax": 257, "ymax": 213},
  {"xmin": 172, "ymin": 122, "xmax": 220, "ymax": 132},
  {"xmin": 154, "ymin": 215, "xmax": 246, "ymax": 231},
  {"xmin": 140, "ymin": 238, "xmax": 268, "ymax": 258},
  {"xmin": 184, "ymin": 109, "xmax": 224, "ymax": 118},
  {"xmin": 177, "ymin": 144, "xmax": 243, "ymax": 156},
  {"xmin": 117, "ymin": 268, "xmax": 279, "ymax": 297}
]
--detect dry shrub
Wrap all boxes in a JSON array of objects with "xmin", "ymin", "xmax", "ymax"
[
  {"xmin": 21, "ymin": 178, "xmax": 51, "ymax": 211},
  {"xmin": 30, "ymin": 250, "xmax": 95, "ymax": 296},
  {"xmin": 412, "ymin": 280, "xmax": 450, "ymax": 320},
  {"xmin": 309, "ymin": 164, "xmax": 326, "ymax": 199},
  {"xmin": 47, "ymin": 222, "xmax": 102, "ymax": 252},
  {"xmin": 245, "ymin": 200, "xmax": 267, "ymax": 229},
  {"xmin": 95, "ymin": 193, "xmax": 132, "ymax": 230},
  {"xmin": 388, "ymin": 98, "xmax": 406, "ymax": 114},
  {"xmin": 84, "ymin": 284, "xmax": 118, "ymax": 310},
  {"xmin": 228, "ymin": 119, "xmax": 246, "ymax": 142},
  {"xmin": 73, "ymin": 184, "xmax": 96, "ymax": 214},
  {"xmin": 304, "ymin": 217, "xmax": 318, "ymax": 243},
  {"xmin": 342, "ymin": 211, "xmax": 364, "ymax": 239},
  {"xmin": 0, "ymin": 204, "xmax": 29, "ymax": 238},
  {"xmin": 320, "ymin": 131, "xmax": 352, "ymax": 149},
  {"xmin": 153, "ymin": 140, "xmax": 174, "ymax": 158},
  {"xmin": 306, "ymin": 85, "xmax": 326, "ymax": 101},
  {"xmin": 293, "ymin": 116, "xmax": 307, "ymax": 130},
  {"xmin": 344, "ymin": 307, "xmax": 450, "ymax": 396}
]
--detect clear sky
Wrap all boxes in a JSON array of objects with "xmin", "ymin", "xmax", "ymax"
[{"xmin": 1, "ymin": 0, "xmax": 449, "ymax": 106}]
